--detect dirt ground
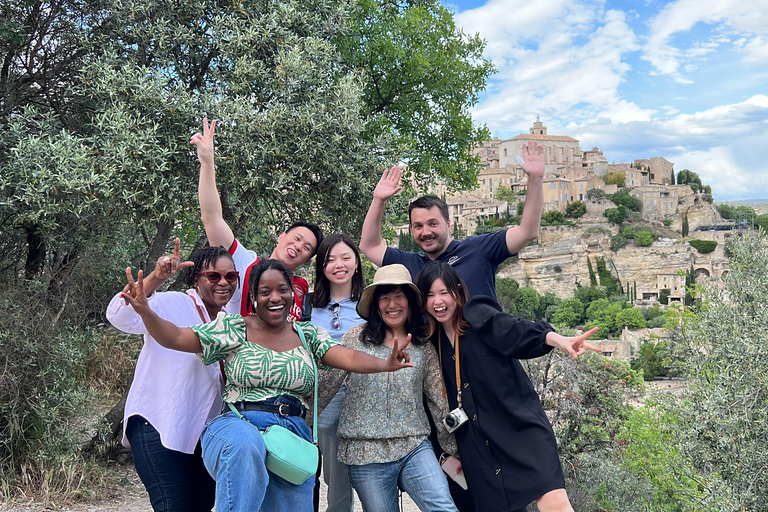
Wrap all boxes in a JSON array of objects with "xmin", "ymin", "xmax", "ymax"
[{"xmin": 0, "ymin": 464, "xmax": 421, "ymax": 512}]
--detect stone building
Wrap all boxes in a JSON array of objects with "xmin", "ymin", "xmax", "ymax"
[
  {"xmin": 542, "ymin": 177, "xmax": 572, "ymax": 212},
  {"xmin": 634, "ymin": 156, "xmax": 675, "ymax": 184},
  {"xmin": 630, "ymin": 185, "xmax": 679, "ymax": 220},
  {"xmin": 478, "ymin": 166, "xmax": 515, "ymax": 199},
  {"xmin": 655, "ymin": 269, "xmax": 687, "ymax": 303},
  {"xmin": 446, "ymin": 195, "xmax": 507, "ymax": 235}
]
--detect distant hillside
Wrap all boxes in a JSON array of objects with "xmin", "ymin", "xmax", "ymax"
[{"xmin": 716, "ymin": 200, "xmax": 768, "ymax": 215}]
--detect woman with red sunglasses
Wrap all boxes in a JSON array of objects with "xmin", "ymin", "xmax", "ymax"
[{"xmin": 106, "ymin": 240, "xmax": 240, "ymax": 512}]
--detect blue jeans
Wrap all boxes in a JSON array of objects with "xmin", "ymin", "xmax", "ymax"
[
  {"xmin": 317, "ymin": 385, "xmax": 355, "ymax": 512},
  {"xmin": 125, "ymin": 415, "xmax": 215, "ymax": 512},
  {"xmin": 348, "ymin": 439, "xmax": 457, "ymax": 512},
  {"xmin": 201, "ymin": 397, "xmax": 314, "ymax": 512}
]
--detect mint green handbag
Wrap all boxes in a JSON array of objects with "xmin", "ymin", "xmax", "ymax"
[{"xmin": 227, "ymin": 324, "xmax": 319, "ymax": 485}]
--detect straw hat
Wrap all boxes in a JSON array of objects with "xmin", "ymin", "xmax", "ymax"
[{"xmin": 356, "ymin": 264, "xmax": 422, "ymax": 320}]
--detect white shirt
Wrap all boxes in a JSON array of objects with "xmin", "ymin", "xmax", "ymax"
[{"xmin": 106, "ymin": 289, "xmax": 224, "ymax": 454}]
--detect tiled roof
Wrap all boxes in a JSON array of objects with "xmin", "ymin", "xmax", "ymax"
[{"xmin": 506, "ymin": 134, "xmax": 580, "ymax": 142}]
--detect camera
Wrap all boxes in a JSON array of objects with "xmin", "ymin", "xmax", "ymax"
[{"xmin": 443, "ymin": 407, "xmax": 469, "ymax": 433}]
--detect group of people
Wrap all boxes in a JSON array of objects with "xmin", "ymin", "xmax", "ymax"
[{"xmin": 107, "ymin": 119, "xmax": 599, "ymax": 512}]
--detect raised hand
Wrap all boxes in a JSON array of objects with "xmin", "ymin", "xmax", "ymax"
[
  {"xmin": 153, "ymin": 238, "xmax": 194, "ymax": 282},
  {"xmin": 385, "ymin": 334, "xmax": 413, "ymax": 371},
  {"xmin": 520, "ymin": 140, "xmax": 545, "ymax": 178},
  {"xmin": 545, "ymin": 327, "xmax": 602, "ymax": 359},
  {"xmin": 120, "ymin": 268, "xmax": 150, "ymax": 313},
  {"xmin": 373, "ymin": 165, "xmax": 404, "ymax": 202},
  {"xmin": 190, "ymin": 117, "xmax": 216, "ymax": 167}
]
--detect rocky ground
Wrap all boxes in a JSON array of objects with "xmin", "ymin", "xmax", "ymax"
[{"xmin": 0, "ymin": 464, "xmax": 421, "ymax": 512}]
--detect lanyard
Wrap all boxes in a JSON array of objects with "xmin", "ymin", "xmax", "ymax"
[{"xmin": 438, "ymin": 329, "xmax": 463, "ymax": 409}]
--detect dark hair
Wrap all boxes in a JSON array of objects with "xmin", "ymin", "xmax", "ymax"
[
  {"xmin": 245, "ymin": 259, "xmax": 293, "ymax": 313},
  {"xmin": 408, "ymin": 195, "xmax": 449, "ymax": 223},
  {"xmin": 311, "ymin": 234, "xmax": 365, "ymax": 308},
  {"xmin": 185, "ymin": 246, "xmax": 236, "ymax": 288},
  {"xmin": 416, "ymin": 261, "xmax": 470, "ymax": 339},
  {"xmin": 286, "ymin": 222, "xmax": 324, "ymax": 257},
  {"xmin": 360, "ymin": 284, "xmax": 424, "ymax": 347}
]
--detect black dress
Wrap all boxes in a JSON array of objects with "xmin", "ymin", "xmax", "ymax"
[{"xmin": 432, "ymin": 296, "xmax": 565, "ymax": 511}]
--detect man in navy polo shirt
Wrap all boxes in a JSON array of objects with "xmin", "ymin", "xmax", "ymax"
[{"xmin": 359, "ymin": 140, "xmax": 546, "ymax": 300}]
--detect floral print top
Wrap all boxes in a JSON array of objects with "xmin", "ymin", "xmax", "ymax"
[
  {"xmin": 192, "ymin": 313, "xmax": 339, "ymax": 407},
  {"xmin": 319, "ymin": 324, "xmax": 457, "ymax": 465}
]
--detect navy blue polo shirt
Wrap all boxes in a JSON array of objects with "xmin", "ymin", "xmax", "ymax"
[{"xmin": 382, "ymin": 230, "xmax": 512, "ymax": 300}]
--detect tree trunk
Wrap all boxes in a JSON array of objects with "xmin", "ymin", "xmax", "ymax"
[
  {"xmin": 24, "ymin": 224, "xmax": 46, "ymax": 279},
  {"xmin": 144, "ymin": 218, "xmax": 174, "ymax": 272}
]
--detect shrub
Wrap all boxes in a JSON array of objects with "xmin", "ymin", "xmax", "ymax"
[
  {"xmin": 542, "ymin": 209, "xmax": 566, "ymax": 225},
  {"xmin": 565, "ymin": 200, "xmax": 586, "ymax": 218},
  {"xmin": 605, "ymin": 206, "xmax": 626, "ymax": 225},
  {"xmin": 621, "ymin": 226, "xmax": 636, "ymax": 239},
  {"xmin": 688, "ymin": 239, "xmax": 717, "ymax": 253},
  {"xmin": 586, "ymin": 188, "xmax": 606, "ymax": 200},
  {"xmin": 610, "ymin": 190, "xmax": 642, "ymax": 212},
  {"xmin": 663, "ymin": 218, "xmax": 673, "ymax": 227},
  {"xmin": 635, "ymin": 230, "xmax": 654, "ymax": 247},
  {"xmin": 610, "ymin": 234, "xmax": 628, "ymax": 252}
]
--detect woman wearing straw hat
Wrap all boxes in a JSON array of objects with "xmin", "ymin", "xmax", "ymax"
[{"xmin": 320, "ymin": 264, "xmax": 458, "ymax": 512}]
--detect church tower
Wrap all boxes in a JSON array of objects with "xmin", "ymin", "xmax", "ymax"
[{"xmin": 529, "ymin": 115, "xmax": 547, "ymax": 135}]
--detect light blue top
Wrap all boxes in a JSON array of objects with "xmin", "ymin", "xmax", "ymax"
[{"xmin": 312, "ymin": 296, "xmax": 365, "ymax": 341}]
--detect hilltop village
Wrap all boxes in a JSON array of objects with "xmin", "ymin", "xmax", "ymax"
[{"xmin": 396, "ymin": 118, "xmax": 734, "ymax": 358}]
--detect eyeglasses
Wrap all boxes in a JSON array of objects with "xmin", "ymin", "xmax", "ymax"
[
  {"xmin": 200, "ymin": 271, "xmax": 240, "ymax": 283},
  {"xmin": 329, "ymin": 302, "xmax": 341, "ymax": 331}
]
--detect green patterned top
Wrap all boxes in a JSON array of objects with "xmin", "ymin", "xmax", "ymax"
[{"xmin": 191, "ymin": 313, "xmax": 339, "ymax": 406}]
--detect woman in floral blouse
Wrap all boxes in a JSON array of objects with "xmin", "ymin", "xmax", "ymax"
[
  {"xmin": 321, "ymin": 264, "xmax": 458, "ymax": 512},
  {"xmin": 119, "ymin": 258, "xmax": 412, "ymax": 512}
]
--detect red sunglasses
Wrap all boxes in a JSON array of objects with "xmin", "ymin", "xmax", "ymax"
[{"xmin": 200, "ymin": 271, "xmax": 240, "ymax": 283}]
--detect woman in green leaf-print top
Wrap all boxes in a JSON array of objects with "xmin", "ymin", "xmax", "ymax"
[{"xmin": 120, "ymin": 258, "xmax": 413, "ymax": 512}]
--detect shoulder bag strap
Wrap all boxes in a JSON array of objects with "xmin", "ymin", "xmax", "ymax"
[
  {"xmin": 187, "ymin": 293, "xmax": 227, "ymax": 384},
  {"xmin": 295, "ymin": 323, "xmax": 318, "ymax": 445}
]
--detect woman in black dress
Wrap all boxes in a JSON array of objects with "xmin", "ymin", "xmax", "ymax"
[{"xmin": 416, "ymin": 261, "xmax": 599, "ymax": 512}]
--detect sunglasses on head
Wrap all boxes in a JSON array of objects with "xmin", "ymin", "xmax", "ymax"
[
  {"xmin": 329, "ymin": 302, "xmax": 341, "ymax": 330},
  {"xmin": 200, "ymin": 271, "xmax": 240, "ymax": 283}
]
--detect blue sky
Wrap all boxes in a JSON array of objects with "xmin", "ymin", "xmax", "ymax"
[{"xmin": 445, "ymin": 0, "xmax": 768, "ymax": 200}]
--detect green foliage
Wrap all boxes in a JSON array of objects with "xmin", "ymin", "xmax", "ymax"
[
  {"xmin": 618, "ymin": 407, "xmax": 703, "ymax": 509},
  {"xmin": 760, "ymin": 214, "xmax": 768, "ymax": 233},
  {"xmin": 517, "ymin": 199, "xmax": 525, "ymax": 217},
  {"xmin": 586, "ymin": 298, "xmax": 625, "ymax": 334},
  {"xmin": 610, "ymin": 234, "xmax": 628, "ymax": 252},
  {"xmin": 635, "ymin": 230, "xmax": 654, "ymax": 247},
  {"xmin": 595, "ymin": 257, "xmax": 621, "ymax": 296},
  {"xmin": 515, "ymin": 287, "xmax": 541, "ymax": 321},
  {"xmin": 586, "ymin": 256, "xmax": 597, "ymax": 286},
  {"xmin": 542, "ymin": 209, "xmax": 566, "ymax": 225},
  {"xmin": 631, "ymin": 342, "xmax": 669, "ymax": 380},
  {"xmin": 659, "ymin": 232, "xmax": 768, "ymax": 509},
  {"xmin": 397, "ymin": 231, "xmax": 419, "ymax": 252},
  {"xmin": 604, "ymin": 171, "xmax": 626, "ymax": 187},
  {"xmin": 495, "ymin": 277, "xmax": 519, "ymax": 315},
  {"xmin": 495, "ymin": 185, "xmax": 515, "ymax": 204},
  {"xmin": 615, "ymin": 307, "xmax": 647, "ymax": 330},
  {"xmin": 676, "ymin": 169, "xmax": 702, "ymax": 189},
  {"xmin": 604, "ymin": 205, "xmax": 626, "ymax": 225},
  {"xmin": 610, "ymin": 190, "xmax": 642, "ymax": 212},
  {"xmin": 565, "ymin": 200, "xmax": 586, "ymax": 218},
  {"xmin": 338, "ymin": 0, "xmax": 494, "ymax": 191},
  {"xmin": 716, "ymin": 203, "xmax": 734, "ymax": 219},
  {"xmin": 688, "ymin": 239, "xmax": 717, "ymax": 253},
  {"xmin": 682, "ymin": 213, "xmax": 689, "ymax": 237},
  {"xmin": 621, "ymin": 225, "xmax": 636, "ymax": 239},
  {"xmin": 663, "ymin": 218, "xmax": 673, "ymax": 227},
  {"xmin": 586, "ymin": 188, "xmax": 606, "ymax": 200},
  {"xmin": 575, "ymin": 284, "xmax": 607, "ymax": 305},
  {"xmin": 552, "ymin": 298, "xmax": 585, "ymax": 328},
  {"xmin": 658, "ymin": 288, "xmax": 671, "ymax": 305}
]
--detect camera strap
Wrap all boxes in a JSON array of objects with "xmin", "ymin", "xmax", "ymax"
[{"xmin": 438, "ymin": 330, "xmax": 463, "ymax": 409}]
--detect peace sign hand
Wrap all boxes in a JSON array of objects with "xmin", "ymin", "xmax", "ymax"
[
  {"xmin": 545, "ymin": 327, "xmax": 602, "ymax": 359},
  {"xmin": 385, "ymin": 334, "xmax": 413, "ymax": 371},
  {"xmin": 120, "ymin": 268, "xmax": 151, "ymax": 315}
]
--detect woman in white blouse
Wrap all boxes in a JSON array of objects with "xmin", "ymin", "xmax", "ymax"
[{"xmin": 106, "ymin": 241, "xmax": 237, "ymax": 511}]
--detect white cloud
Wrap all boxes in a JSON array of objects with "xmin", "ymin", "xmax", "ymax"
[
  {"xmin": 569, "ymin": 96, "xmax": 768, "ymax": 199},
  {"xmin": 642, "ymin": 0, "xmax": 768, "ymax": 79}
]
